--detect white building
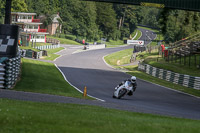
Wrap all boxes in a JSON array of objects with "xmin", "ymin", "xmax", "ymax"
[{"xmin": 11, "ymin": 12, "xmax": 49, "ymax": 43}]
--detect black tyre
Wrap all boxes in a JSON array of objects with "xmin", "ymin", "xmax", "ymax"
[{"xmin": 118, "ymin": 89, "xmax": 127, "ymax": 99}]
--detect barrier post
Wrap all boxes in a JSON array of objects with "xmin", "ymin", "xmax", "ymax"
[{"xmin": 83, "ymin": 86, "xmax": 87, "ymax": 98}]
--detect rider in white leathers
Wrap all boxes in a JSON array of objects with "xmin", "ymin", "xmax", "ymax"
[{"xmin": 113, "ymin": 76, "xmax": 137, "ymax": 98}]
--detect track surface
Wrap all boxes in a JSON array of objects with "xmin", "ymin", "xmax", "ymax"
[
  {"xmin": 55, "ymin": 29, "xmax": 200, "ymax": 120},
  {"xmin": 1, "ymin": 29, "xmax": 200, "ymax": 120}
]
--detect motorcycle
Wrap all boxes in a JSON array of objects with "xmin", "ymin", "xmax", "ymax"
[{"xmin": 113, "ymin": 80, "xmax": 136, "ymax": 99}]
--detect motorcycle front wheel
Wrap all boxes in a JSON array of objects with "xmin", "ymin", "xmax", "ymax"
[{"xmin": 118, "ymin": 88, "xmax": 127, "ymax": 99}]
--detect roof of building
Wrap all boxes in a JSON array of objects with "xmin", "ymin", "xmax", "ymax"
[
  {"xmin": 21, "ymin": 31, "xmax": 49, "ymax": 35},
  {"xmin": 13, "ymin": 22, "xmax": 43, "ymax": 25},
  {"xmin": 11, "ymin": 12, "xmax": 36, "ymax": 16}
]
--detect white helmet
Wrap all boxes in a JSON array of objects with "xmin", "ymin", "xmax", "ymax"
[{"xmin": 131, "ymin": 76, "xmax": 136, "ymax": 83}]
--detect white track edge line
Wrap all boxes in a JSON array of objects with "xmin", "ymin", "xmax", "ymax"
[
  {"xmin": 53, "ymin": 47, "xmax": 67, "ymax": 61},
  {"xmin": 54, "ymin": 64, "xmax": 105, "ymax": 102}
]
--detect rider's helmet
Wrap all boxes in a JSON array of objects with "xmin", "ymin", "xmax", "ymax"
[{"xmin": 131, "ymin": 76, "xmax": 136, "ymax": 83}]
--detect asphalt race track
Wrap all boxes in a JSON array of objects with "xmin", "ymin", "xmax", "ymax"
[
  {"xmin": 55, "ymin": 29, "xmax": 200, "ymax": 120},
  {"xmin": 54, "ymin": 42, "xmax": 200, "ymax": 120}
]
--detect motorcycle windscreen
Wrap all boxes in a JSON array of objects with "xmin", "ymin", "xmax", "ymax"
[{"xmin": 125, "ymin": 81, "xmax": 133, "ymax": 88}]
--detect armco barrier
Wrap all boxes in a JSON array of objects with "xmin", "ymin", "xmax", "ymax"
[{"xmin": 138, "ymin": 62, "xmax": 200, "ymax": 90}]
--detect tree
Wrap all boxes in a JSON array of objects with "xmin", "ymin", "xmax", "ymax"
[
  {"xmin": 0, "ymin": 0, "xmax": 5, "ymax": 24},
  {"xmin": 12, "ymin": 0, "xmax": 28, "ymax": 12},
  {"xmin": 114, "ymin": 4, "xmax": 138, "ymax": 40},
  {"xmin": 96, "ymin": 2, "xmax": 118, "ymax": 40},
  {"xmin": 159, "ymin": 9, "xmax": 200, "ymax": 43}
]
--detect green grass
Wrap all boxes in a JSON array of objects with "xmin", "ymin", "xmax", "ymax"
[
  {"xmin": 47, "ymin": 35, "xmax": 81, "ymax": 45},
  {"xmin": 104, "ymin": 50, "xmax": 200, "ymax": 97},
  {"xmin": 20, "ymin": 46, "xmax": 40, "ymax": 52},
  {"xmin": 28, "ymin": 42, "xmax": 52, "ymax": 47},
  {"xmin": 42, "ymin": 47, "xmax": 65, "ymax": 61},
  {"xmin": 13, "ymin": 58, "xmax": 85, "ymax": 98},
  {"xmin": 104, "ymin": 49, "xmax": 133, "ymax": 65},
  {"xmin": 146, "ymin": 58, "xmax": 200, "ymax": 77},
  {"xmin": 106, "ymin": 40, "xmax": 127, "ymax": 48},
  {"xmin": 133, "ymin": 29, "xmax": 142, "ymax": 40},
  {"xmin": 131, "ymin": 29, "xmax": 137, "ymax": 38},
  {"xmin": 137, "ymin": 51, "xmax": 200, "ymax": 77},
  {"xmin": 135, "ymin": 30, "xmax": 142, "ymax": 40},
  {"xmin": 0, "ymin": 98, "xmax": 200, "ymax": 133}
]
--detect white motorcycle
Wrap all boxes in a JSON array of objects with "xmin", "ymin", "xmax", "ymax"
[{"xmin": 113, "ymin": 76, "xmax": 137, "ymax": 99}]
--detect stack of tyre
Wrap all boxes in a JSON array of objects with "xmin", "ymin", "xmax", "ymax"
[{"xmin": 4, "ymin": 56, "xmax": 21, "ymax": 89}]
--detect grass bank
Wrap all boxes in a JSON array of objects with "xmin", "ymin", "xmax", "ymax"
[
  {"xmin": 0, "ymin": 98, "xmax": 200, "ymax": 133},
  {"xmin": 20, "ymin": 46, "xmax": 40, "ymax": 52},
  {"xmin": 104, "ymin": 49, "xmax": 133, "ymax": 65},
  {"xmin": 132, "ymin": 29, "xmax": 142, "ymax": 40},
  {"xmin": 125, "ymin": 65, "xmax": 200, "ymax": 97},
  {"xmin": 14, "ymin": 58, "xmax": 84, "ymax": 98},
  {"xmin": 47, "ymin": 35, "xmax": 80, "ymax": 45},
  {"xmin": 137, "ymin": 51, "xmax": 200, "ymax": 77},
  {"xmin": 42, "ymin": 47, "xmax": 65, "ymax": 61},
  {"xmin": 105, "ymin": 40, "xmax": 127, "ymax": 48}
]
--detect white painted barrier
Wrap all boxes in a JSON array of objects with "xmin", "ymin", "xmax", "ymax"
[{"xmin": 86, "ymin": 44, "xmax": 106, "ymax": 50}]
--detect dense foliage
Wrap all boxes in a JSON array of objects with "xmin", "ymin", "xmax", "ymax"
[
  {"xmin": 0, "ymin": 0, "xmax": 199, "ymax": 43},
  {"xmin": 159, "ymin": 9, "xmax": 200, "ymax": 42}
]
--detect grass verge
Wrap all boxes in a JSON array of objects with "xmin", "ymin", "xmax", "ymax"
[
  {"xmin": 0, "ymin": 98, "xmax": 200, "ymax": 133},
  {"xmin": 13, "ymin": 58, "xmax": 86, "ymax": 99},
  {"xmin": 20, "ymin": 46, "xmax": 40, "ymax": 52},
  {"xmin": 42, "ymin": 47, "xmax": 65, "ymax": 61},
  {"xmin": 104, "ymin": 49, "xmax": 133, "ymax": 66},
  {"xmin": 106, "ymin": 40, "xmax": 127, "ymax": 48},
  {"xmin": 47, "ymin": 35, "xmax": 80, "ymax": 45},
  {"xmin": 28, "ymin": 42, "xmax": 52, "ymax": 46},
  {"xmin": 134, "ymin": 29, "xmax": 142, "ymax": 40}
]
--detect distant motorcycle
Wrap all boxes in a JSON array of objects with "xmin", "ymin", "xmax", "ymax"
[{"xmin": 113, "ymin": 76, "xmax": 137, "ymax": 99}]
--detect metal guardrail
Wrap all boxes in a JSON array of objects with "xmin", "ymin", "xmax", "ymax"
[{"xmin": 138, "ymin": 62, "xmax": 200, "ymax": 90}]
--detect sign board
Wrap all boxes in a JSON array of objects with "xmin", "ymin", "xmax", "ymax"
[
  {"xmin": 127, "ymin": 40, "xmax": 144, "ymax": 45},
  {"xmin": 0, "ymin": 24, "xmax": 19, "ymax": 58},
  {"xmin": 84, "ymin": 0, "xmax": 200, "ymax": 12}
]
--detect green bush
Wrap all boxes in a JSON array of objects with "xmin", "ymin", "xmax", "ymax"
[{"xmin": 65, "ymin": 35, "xmax": 76, "ymax": 40}]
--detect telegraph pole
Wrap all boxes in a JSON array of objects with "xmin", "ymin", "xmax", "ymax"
[{"xmin": 4, "ymin": 0, "xmax": 12, "ymax": 24}]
